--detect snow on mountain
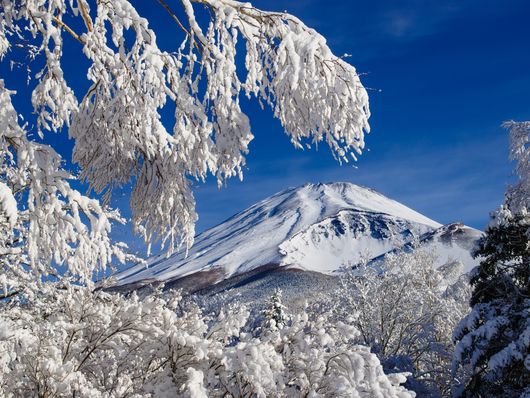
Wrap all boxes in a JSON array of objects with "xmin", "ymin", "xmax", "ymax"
[
  {"xmin": 279, "ymin": 209, "xmax": 431, "ymax": 273},
  {"xmin": 114, "ymin": 182, "xmax": 445, "ymax": 287},
  {"xmin": 416, "ymin": 222, "xmax": 483, "ymax": 273}
]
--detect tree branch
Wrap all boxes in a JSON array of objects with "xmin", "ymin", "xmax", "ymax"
[
  {"xmin": 52, "ymin": 16, "xmax": 84, "ymax": 44},
  {"xmin": 156, "ymin": 0, "xmax": 192, "ymax": 38}
]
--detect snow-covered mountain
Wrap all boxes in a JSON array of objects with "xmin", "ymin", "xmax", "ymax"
[
  {"xmin": 114, "ymin": 182, "xmax": 481, "ymax": 291},
  {"xmin": 415, "ymin": 222, "xmax": 483, "ymax": 271}
]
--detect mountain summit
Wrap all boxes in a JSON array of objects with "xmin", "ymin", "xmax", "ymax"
[{"xmin": 115, "ymin": 182, "xmax": 472, "ymax": 288}]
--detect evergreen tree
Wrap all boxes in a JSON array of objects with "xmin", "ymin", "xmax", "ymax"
[
  {"xmin": 262, "ymin": 289, "xmax": 289, "ymax": 331},
  {"xmin": 452, "ymin": 121, "xmax": 530, "ymax": 398}
]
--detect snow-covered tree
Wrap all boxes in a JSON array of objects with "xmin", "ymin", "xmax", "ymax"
[
  {"xmin": 261, "ymin": 288, "xmax": 289, "ymax": 331},
  {"xmin": 0, "ymin": 284, "xmax": 415, "ymax": 397},
  {"xmin": 335, "ymin": 248, "xmax": 470, "ymax": 397},
  {"xmin": 452, "ymin": 121, "xmax": 530, "ymax": 398},
  {"xmin": 452, "ymin": 208, "xmax": 530, "ymax": 397},
  {"xmin": 0, "ymin": 0, "xmax": 370, "ymax": 263},
  {"xmin": 504, "ymin": 121, "xmax": 530, "ymax": 213},
  {"xmin": 0, "ymin": 286, "xmax": 204, "ymax": 397},
  {"xmin": 0, "ymin": 80, "xmax": 135, "ymax": 300}
]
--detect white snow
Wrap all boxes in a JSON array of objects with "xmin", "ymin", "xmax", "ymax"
[
  {"xmin": 415, "ymin": 223, "xmax": 483, "ymax": 273},
  {"xmin": 0, "ymin": 182, "xmax": 17, "ymax": 228},
  {"xmin": 279, "ymin": 209, "xmax": 434, "ymax": 273},
  {"xmin": 115, "ymin": 182, "xmax": 442, "ymax": 286}
]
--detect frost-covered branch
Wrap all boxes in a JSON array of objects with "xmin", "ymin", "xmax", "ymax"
[
  {"xmin": 0, "ymin": 0, "xmax": 370, "ymax": 256},
  {"xmin": 0, "ymin": 81, "xmax": 135, "ymax": 293}
]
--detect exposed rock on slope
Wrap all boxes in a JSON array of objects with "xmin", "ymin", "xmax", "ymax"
[{"xmin": 115, "ymin": 182, "xmax": 480, "ymax": 290}]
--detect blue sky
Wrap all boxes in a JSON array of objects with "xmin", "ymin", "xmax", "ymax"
[
  {"xmin": 2, "ymin": 0, "xmax": 530, "ymax": 255},
  {"xmin": 190, "ymin": 0, "xmax": 530, "ymax": 232}
]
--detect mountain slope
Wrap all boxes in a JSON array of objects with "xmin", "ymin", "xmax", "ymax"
[
  {"xmin": 114, "ymin": 182, "xmax": 442, "ymax": 287},
  {"xmin": 279, "ymin": 209, "xmax": 429, "ymax": 272},
  {"xmin": 413, "ymin": 222, "xmax": 482, "ymax": 273}
]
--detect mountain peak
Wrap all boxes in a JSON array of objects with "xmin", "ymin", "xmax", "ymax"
[
  {"xmin": 279, "ymin": 182, "xmax": 441, "ymax": 228},
  {"xmin": 115, "ymin": 182, "xmax": 444, "ymax": 287}
]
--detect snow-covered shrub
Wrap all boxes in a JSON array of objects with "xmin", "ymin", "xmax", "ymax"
[
  {"xmin": 0, "ymin": 285, "xmax": 415, "ymax": 397},
  {"xmin": 333, "ymin": 248, "xmax": 470, "ymax": 397},
  {"xmin": 270, "ymin": 309, "xmax": 415, "ymax": 397}
]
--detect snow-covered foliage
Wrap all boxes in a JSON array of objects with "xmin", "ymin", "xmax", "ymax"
[
  {"xmin": 0, "ymin": 285, "xmax": 415, "ymax": 397},
  {"xmin": 261, "ymin": 288, "xmax": 289, "ymax": 331},
  {"xmin": 452, "ymin": 208, "xmax": 530, "ymax": 397},
  {"xmin": 0, "ymin": 0, "xmax": 370, "ymax": 255},
  {"xmin": 0, "ymin": 81, "xmax": 135, "ymax": 300},
  {"xmin": 452, "ymin": 122, "xmax": 530, "ymax": 397},
  {"xmin": 334, "ymin": 248, "xmax": 470, "ymax": 397}
]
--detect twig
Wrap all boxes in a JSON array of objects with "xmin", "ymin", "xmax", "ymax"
[
  {"xmin": 52, "ymin": 16, "xmax": 84, "ymax": 44},
  {"xmin": 156, "ymin": 0, "xmax": 192, "ymax": 38}
]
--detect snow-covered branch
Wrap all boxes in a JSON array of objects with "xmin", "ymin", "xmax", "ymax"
[
  {"xmin": 0, "ymin": 81, "xmax": 135, "ymax": 294},
  {"xmin": 503, "ymin": 121, "xmax": 530, "ymax": 213},
  {"xmin": 0, "ymin": 0, "xmax": 370, "ymax": 255}
]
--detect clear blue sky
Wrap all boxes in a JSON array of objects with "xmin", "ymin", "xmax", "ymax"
[
  {"xmin": 2, "ymin": 0, "xmax": 530, "ymax": 255},
  {"xmin": 192, "ymin": 0, "xmax": 530, "ymax": 232}
]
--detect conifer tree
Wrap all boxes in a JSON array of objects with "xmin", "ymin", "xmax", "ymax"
[
  {"xmin": 262, "ymin": 288, "xmax": 289, "ymax": 331},
  {"xmin": 452, "ymin": 122, "xmax": 530, "ymax": 398}
]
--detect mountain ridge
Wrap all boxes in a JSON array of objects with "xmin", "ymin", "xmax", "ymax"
[{"xmin": 114, "ymin": 182, "xmax": 474, "ymax": 289}]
